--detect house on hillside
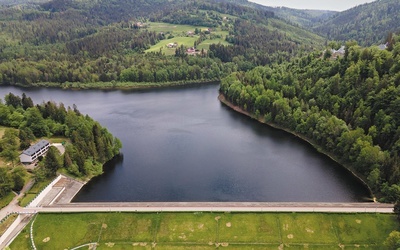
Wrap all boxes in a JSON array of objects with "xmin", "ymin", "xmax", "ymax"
[
  {"xmin": 167, "ymin": 42, "xmax": 178, "ymax": 48},
  {"xmin": 330, "ymin": 45, "xmax": 346, "ymax": 58},
  {"xmin": 378, "ymin": 43, "xmax": 388, "ymax": 50},
  {"xmin": 186, "ymin": 47, "xmax": 205, "ymax": 56},
  {"xmin": 20, "ymin": 140, "xmax": 50, "ymax": 164},
  {"xmin": 133, "ymin": 22, "xmax": 147, "ymax": 29},
  {"xmin": 186, "ymin": 47, "xmax": 197, "ymax": 55}
]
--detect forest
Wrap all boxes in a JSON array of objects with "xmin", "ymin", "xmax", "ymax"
[
  {"xmin": 0, "ymin": 0, "xmax": 322, "ymax": 88},
  {"xmin": 220, "ymin": 34, "xmax": 400, "ymax": 202},
  {"xmin": 313, "ymin": 0, "xmax": 400, "ymax": 46},
  {"xmin": 0, "ymin": 93, "xmax": 122, "ymax": 199}
]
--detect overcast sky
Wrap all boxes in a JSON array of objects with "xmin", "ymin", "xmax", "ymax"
[{"xmin": 248, "ymin": 0, "xmax": 377, "ymax": 11}]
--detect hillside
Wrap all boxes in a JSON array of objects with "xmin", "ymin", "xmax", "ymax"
[
  {"xmin": 313, "ymin": 0, "xmax": 400, "ymax": 46},
  {"xmin": 0, "ymin": 0, "xmax": 324, "ymax": 88},
  {"xmin": 259, "ymin": 6, "xmax": 336, "ymax": 28},
  {"xmin": 220, "ymin": 35, "xmax": 400, "ymax": 202}
]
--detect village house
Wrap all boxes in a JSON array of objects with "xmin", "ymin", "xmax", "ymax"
[
  {"xmin": 167, "ymin": 42, "xmax": 178, "ymax": 48},
  {"xmin": 378, "ymin": 43, "xmax": 388, "ymax": 50},
  {"xmin": 186, "ymin": 47, "xmax": 197, "ymax": 55},
  {"xmin": 132, "ymin": 22, "xmax": 147, "ymax": 29},
  {"xmin": 330, "ymin": 45, "xmax": 346, "ymax": 59},
  {"xmin": 19, "ymin": 140, "xmax": 50, "ymax": 164}
]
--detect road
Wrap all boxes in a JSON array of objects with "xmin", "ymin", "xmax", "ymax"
[{"xmin": 24, "ymin": 201, "xmax": 394, "ymax": 213}]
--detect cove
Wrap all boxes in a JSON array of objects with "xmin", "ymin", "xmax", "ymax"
[{"xmin": 0, "ymin": 84, "xmax": 371, "ymax": 202}]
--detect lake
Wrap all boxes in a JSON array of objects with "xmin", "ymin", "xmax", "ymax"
[{"xmin": 0, "ymin": 84, "xmax": 371, "ymax": 202}]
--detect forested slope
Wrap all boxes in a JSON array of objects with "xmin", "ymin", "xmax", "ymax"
[
  {"xmin": 220, "ymin": 36, "xmax": 400, "ymax": 202},
  {"xmin": 313, "ymin": 0, "xmax": 400, "ymax": 46},
  {"xmin": 0, "ymin": 0, "xmax": 323, "ymax": 88},
  {"xmin": 259, "ymin": 6, "xmax": 336, "ymax": 28}
]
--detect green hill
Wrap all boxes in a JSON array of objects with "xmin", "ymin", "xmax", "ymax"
[
  {"xmin": 220, "ymin": 34, "xmax": 400, "ymax": 202},
  {"xmin": 258, "ymin": 6, "xmax": 336, "ymax": 28},
  {"xmin": 0, "ymin": 0, "xmax": 324, "ymax": 88},
  {"xmin": 313, "ymin": 0, "xmax": 400, "ymax": 46}
]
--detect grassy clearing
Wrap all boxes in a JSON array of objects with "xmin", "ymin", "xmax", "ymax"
[
  {"xmin": 146, "ymin": 37, "xmax": 197, "ymax": 55},
  {"xmin": 196, "ymin": 38, "xmax": 230, "ymax": 51},
  {"xmin": 9, "ymin": 212, "xmax": 399, "ymax": 249},
  {"xmin": 146, "ymin": 22, "xmax": 208, "ymax": 35},
  {"xmin": 45, "ymin": 136, "xmax": 69, "ymax": 144},
  {"xmin": 145, "ymin": 22, "xmax": 229, "ymax": 55},
  {"xmin": 0, "ymin": 192, "xmax": 15, "ymax": 209},
  {"xmin": 19, "ymin": 178, "xmax": 53, "ymax": 207},
  {"xmin": 18, "ymin": 194, "xmax": 36, "ymax": 207}
]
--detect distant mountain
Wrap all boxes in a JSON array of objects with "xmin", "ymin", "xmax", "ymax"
[
  {"xmin": 313, "ymin": 0, "xmax": 400, "ymax": 46},
  {"xmin": 259, "ymin": 7, "xmax": 337, "ymax": 28},
  {"xmin": 223, "ymin": 1, "xmax": 337, "ymax": 28},
  {"xmin": 0, "ymin": 0, "xmax": 49, "ymax": 5}
]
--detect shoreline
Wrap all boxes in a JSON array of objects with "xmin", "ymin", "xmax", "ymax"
[
  {"xmin": 218, "ymin": 93, "xmax": 375, "ymax": 202},
  {"xmin": 5, "ymin": 79, "xmax": 220, "ymax": 91}
]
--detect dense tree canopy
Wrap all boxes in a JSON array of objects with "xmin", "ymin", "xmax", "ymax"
[
  {"xmin": 221, "ymin": 35, "xmax": 400, "ymax": 202},
  {"xmin": 313, "ymin": 0, "xmax": 400, "ymax": 46}
]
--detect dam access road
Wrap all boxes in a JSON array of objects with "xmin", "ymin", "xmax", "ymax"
[{"xmin": 0, "ymin": 175, "xmax": 394, "ymax": 249}]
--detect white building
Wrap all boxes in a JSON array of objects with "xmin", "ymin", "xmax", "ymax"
[{"xmin": 20, "ymin": 140, "xmax": 50, "ymax": 164}]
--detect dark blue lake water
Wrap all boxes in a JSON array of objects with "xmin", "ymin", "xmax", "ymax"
[{"xmin": 0, "ymin": 84, "xmax": 371, "ymax": 202}]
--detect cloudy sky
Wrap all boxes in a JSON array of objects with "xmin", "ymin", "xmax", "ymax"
[{"xmin": 248, "ymin": 0, "xmax": 376, "ymax": 11}]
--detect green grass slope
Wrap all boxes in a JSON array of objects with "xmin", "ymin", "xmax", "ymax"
[{"xmin": 9, "ymin": 212, "xmax": 399, "ymax": 249}]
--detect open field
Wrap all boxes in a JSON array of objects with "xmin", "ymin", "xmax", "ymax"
[
  {"xmin": 146, "ymin": 22, "xmax": 209, "ymax": 35},
  {"xmin": 146, "ymin": 37, "xmax": 198, "ymax": 55},
  {"xmin": 9, "ymin": 212, "xmax": 399, "ymax": 249},
  {"xmin": 196, "ymin": 38, "xmax": 230, "ymax": 50},
  {"xmin": 145, "ymin": 22, "xmax": 230, "ymax": 55}
]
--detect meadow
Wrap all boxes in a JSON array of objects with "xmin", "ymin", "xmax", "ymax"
[
  {"xmin": 145, "ymin": 22, "xmax": 230, "ymax": 55},
  {"xmin": 9, "ymin": 212, "xmax": 398, "ymax": 249}
]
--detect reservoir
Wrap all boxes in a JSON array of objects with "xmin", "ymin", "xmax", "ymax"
[{"xmin": 0, "ymin": 84, "xmax": 371, "ymax": 202}]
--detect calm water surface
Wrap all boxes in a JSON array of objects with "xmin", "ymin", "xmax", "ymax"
[{"xmin": 0, "ymin": 84, "xmax": 371, "ymax": 202}]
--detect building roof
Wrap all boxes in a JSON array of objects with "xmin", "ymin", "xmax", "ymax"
[
  {"xmin": 378, "ymin": 44, "xmax": 387, "ymax": 50},
  {"xmin": 22, "ymin": 140, "xmax": 50, "ymax": 156}
]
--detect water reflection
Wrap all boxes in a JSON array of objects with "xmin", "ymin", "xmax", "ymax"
[{"xmin": 0, "ymin": 84, "xmax": 371, "ymax": 202}]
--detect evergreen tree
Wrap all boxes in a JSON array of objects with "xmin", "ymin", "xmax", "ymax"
[{"xmin": 43, "ymin": 146, "xmax": 61, "ymax": 177}]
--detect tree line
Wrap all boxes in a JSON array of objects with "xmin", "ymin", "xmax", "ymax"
[{"xmin": 220, "ymin": 35, "xmax": 400, "ymax": 202}]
